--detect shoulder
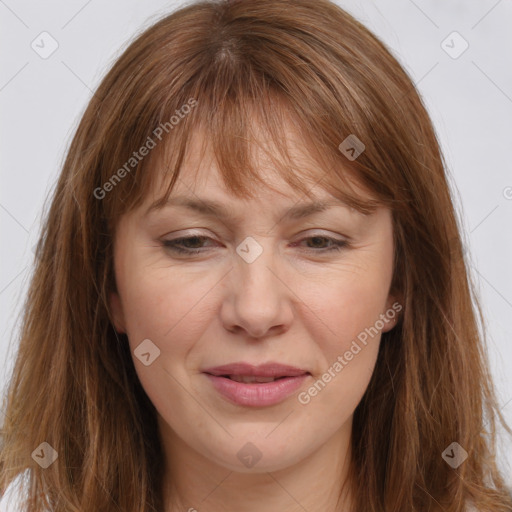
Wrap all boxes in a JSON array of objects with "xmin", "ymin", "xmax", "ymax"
[
  {"xmin": 1, "ymin": 471, "xmax": 55, "ymax": 512},
  {"xmin": 0, "ymin": 471, "xmax": 28, "ymax": 512},
  {"xmin": 0, "ymin": 485, "xmax": 24, "ymax": 511}
]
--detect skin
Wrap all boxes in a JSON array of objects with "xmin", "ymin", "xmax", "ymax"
[{"xmin": 109, "ymin": 120, "xmax": 399, "ymax": 512}]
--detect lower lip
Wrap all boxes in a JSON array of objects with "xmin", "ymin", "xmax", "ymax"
[{"xmin": 204, "ymin": 374, "xmax": 309, "ymax": 407}]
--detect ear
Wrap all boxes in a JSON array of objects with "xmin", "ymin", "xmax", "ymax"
[
  {"xmin": 381, "ymin": 293, "xmax": 403, "ymax": 333},
  {"xmin": 109, "ymin": 291, "xmax": 127, "ymax": 334}
]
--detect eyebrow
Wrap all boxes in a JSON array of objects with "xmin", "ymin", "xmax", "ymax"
[{"xmin": 144, "ymin": 195, "xmax": 359, "ymax": 222}]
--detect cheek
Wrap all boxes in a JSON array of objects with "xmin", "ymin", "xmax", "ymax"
[
  {"xmin": 293, "ymin": 257, "xmax": 392, "ymax": 414},
  {"xmin": 117, "ymin": 259, "xmax": 219, "ymax": 349},
  {"xmin": 301, "ymin": 262, "xmax": 391, "ymax": 351},
  {"xmin": 117, "ymin": 266, "xmax": 212, "ymax": 408},
  {"xmin": 296, "ymin": 275, "xmax": 386, "ymax": 416}
]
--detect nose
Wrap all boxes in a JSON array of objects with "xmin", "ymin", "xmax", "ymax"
[{"xmin": 220, "ymin": 239, "xmax": 294, "ymax": 339}]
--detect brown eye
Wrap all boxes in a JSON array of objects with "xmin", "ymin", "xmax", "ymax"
[
  {"xmin": 162, "ymin": 236, "xmax": 216, "ymax": 255},
  {"xmin": 293, "ymin": 236, "xmax": 348, "ymax": 253}
]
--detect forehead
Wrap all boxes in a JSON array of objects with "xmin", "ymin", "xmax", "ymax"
[
  {"xmin": 143, "ymin": 116, "xmax": 374, "ymax": 213},
  {"xmin": 142, "ymin": 158, "xmax": 373, "ymax": 232}
]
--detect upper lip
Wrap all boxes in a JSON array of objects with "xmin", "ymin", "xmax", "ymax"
[{"xmin": 202, "ymin": 362, "xmax": 310, "ymax": 378}]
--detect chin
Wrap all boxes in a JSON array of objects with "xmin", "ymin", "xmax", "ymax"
[{"xmin": 203, "ymin": 432, "xmax": 312, "ymax": 474}]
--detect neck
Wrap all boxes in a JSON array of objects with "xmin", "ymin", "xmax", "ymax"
[{"xmin": 160, "ymin": 418, "xmax": 355, "ymax": 512}]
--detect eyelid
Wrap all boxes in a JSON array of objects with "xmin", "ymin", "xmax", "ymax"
[
  {"xmin": 160, "ymin": 228, "xmax": 347, "ymax": 242},
  {"xmin": 160, "ymin": 229, "xmax": 350, "ymax": 257}
]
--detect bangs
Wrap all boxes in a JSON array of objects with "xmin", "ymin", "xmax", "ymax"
[
  {"xmin": 117, "ymin": 87, "xmax": 384, "ymax": 225},
  {"xmin": 95, "ymin": 0, "xmax": 402, "ymax": 229}
]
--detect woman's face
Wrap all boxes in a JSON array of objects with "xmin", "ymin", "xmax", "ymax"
[{"xmin": 110, "ymin": 123, "xmax": 399, "ymax": 474}]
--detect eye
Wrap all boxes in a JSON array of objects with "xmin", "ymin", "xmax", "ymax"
[
  {"xmin": 292, "ymin": 235, "xmax": 348, "ymax": 253},
  {"xmin": 161, "ymin": 235, "xmax": 215, "ymax": 255},
  {"xmin": 161, "ymin": 233, "xmax": 349, "ymax": 256}
]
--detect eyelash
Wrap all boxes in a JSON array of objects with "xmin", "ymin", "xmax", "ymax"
[{"xmin": 161, "ymin": 235, "xmax": 349, "ymax": 255}]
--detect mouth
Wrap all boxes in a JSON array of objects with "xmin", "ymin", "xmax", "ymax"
[
  {"xmin": 201, "ymin": 362, "xmax": 311, "ymax": 406},
  {"xmin": 217, "ymin": 375, "xmax": 295, "ymax": 383},
  {"xmin": 202, "ymin": 362, "xmax": 310, "ymax": 378}
]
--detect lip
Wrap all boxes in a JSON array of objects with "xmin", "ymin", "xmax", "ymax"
[
  {"xmin": 201, "ymin": 362, "xmax": 309, "ymax": 378},
  {"xmin": 202, "ymin": 362, "xmax": 311, "ymax": 407}
]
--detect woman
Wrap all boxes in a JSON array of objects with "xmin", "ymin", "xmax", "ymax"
[{"xmin": 1, "ymin": 0, "xmax": 511, "ymax": 510}]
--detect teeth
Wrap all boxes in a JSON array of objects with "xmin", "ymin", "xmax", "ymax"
[{"xmin": 229, "ymin": 375, "xmax": 278, "ymax": 383}]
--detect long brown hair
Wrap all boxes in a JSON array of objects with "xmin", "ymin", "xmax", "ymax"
[{"xmin": 1, "ymin": 0, "xmax": 511, "ymax": 510}]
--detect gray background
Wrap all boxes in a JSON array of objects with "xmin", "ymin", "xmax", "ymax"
[{"xmin": 1, "ymin": 0, "xmax": 511, "ymax": 489}]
